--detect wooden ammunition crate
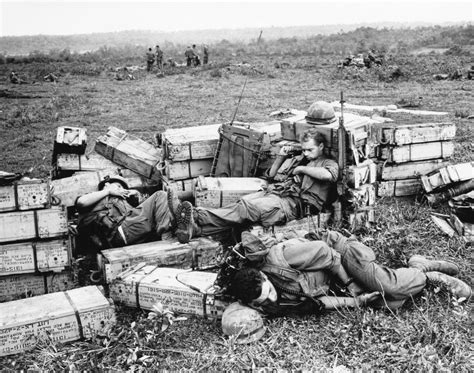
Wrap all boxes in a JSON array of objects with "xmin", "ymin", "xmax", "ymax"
[
  {"xmin": 421, "ymin": 162, "xmax": 473, "ymax": 193},
  {"xmin": 53, "ymin": 126, "xmax": 87, "ymax": 155},
  {"xmin": 95, "ymin": 127, "xmax": 162, "ymax": 180},
  {"xmin": 347, "ymin": 160, "xmax": 377, "ymax": 188},
  {"xmin": 194, "ymin": 176, "xmax": 268, "ymax": 208},
  {"xmin": 109, "ymin": 266, "xmax": 228, "ymax": 318},
  {"xmin": 0, "ymin": 270, "xmax": 75, "ymax": 302},
  {"xmin": 280, "ymin": 112, "xmax": 374, "ymax": 148},
  {"xmin": 161, "ymin": 124, "xmax": 220, "ymax": 161},
  {"xmin": 0, "ymin": 207, "xmax": 68, "ymax": 244},
  {"xmin": 380, "ymin": 159, "xmax": 448, "ymax": 181},
  {"xmin": 51, "ymin": 170, "xmax": 158, "ymax": 207},
  {"xmin": 0, "ymin": 179, "xmax": 50, "ymax": 212},
  {"xmin": 0, "ymin": 237, "xmax": 71, "ymax": 276},
  {"xmin": 99, "ymin": 238, "xmax": 223, "ymax": 283},
  {"xmin": 378, "ymin": 179, "xmax": 423, "ymax": 197},
  {"xmin": 379, "ymin": 141, "xmax": 454, "ymax": 163},
  {"xmin": 54, "ymin": 152, "xmax": 118, "ymax": 172},
  {"xmin": 161, "ymin": 176, "xmax": 195, "ymax": 192},
  {"xmin": 347, "ymin": 183, "xmax": 377, "ymax": 207},
  {"xmin": 165, "ymin": 158, "xmax": 213, "ymax": 181},
  {"xmin": 0, "ymin": 286, "xmax": 115, "ymax": 357},
  {"xmin": 374, "ymin": 122, "xmax": 456, "ymax": 146}
]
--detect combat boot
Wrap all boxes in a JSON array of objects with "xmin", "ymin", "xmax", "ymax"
[
  {"xmin": 175, "ymin": 201, "xmax": 198, "ymax": 244},
  {"xmin": 426, "ymin": 271, "xmax": 472, "ymax": 300},
  {"xmin": 408, "ymin": 255, "xmax": 459, "ymax": 276}
]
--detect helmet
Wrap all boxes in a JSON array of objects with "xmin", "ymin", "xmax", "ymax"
[
  {"xmin": 305, "ymin": 101, "xmax": 337, "ymax": 125},
  {"xmin": 98, "ymin": 175, "xmax": 129, "ymax": 191},
  {"xmin": 222, "ymin": 302, "xmax": 266, "ymax": 344}
]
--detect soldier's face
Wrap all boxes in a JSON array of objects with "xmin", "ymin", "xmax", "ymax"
[
  {"xmin": 251, "ymin": 272, "xmax": 278, "ymax": 306},
  {"xmin": 301, "ymin": 139, "xmax": 324, "ymax": 161}
]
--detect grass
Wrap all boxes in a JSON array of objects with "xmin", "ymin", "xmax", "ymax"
[{"xmin": 0, "ymin": 51, "xmax": 473, "ymax": 371}]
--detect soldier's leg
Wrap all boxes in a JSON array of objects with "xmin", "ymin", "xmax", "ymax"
[
  {"xmin": 195, "ymin": 192, "xmax": 297, "ymax": 236},
  {"xmin": 340, "ymin": 240, "xmax": 427, "ymax": 301}
]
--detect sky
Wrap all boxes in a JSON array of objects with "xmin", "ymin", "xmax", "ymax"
[{"xmin": 0, "ymin": 0, "xmax": 472, "ymax": 37}]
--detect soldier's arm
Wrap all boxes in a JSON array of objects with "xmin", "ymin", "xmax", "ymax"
[
  {"xmin": 76, "ymin": 190, "xmax": 110, "ymax": 210},
  {"xmin": 293, "ymin": 158, "xmax": 339, "ymax": 181},
  {"xmin": 319, "ymin": 292, "xmax": 380, "ymax": 309}
]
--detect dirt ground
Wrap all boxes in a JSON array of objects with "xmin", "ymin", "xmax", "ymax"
[{"xmin": 0, "ymin": 56, "xmax": 473, "ymax": 370}]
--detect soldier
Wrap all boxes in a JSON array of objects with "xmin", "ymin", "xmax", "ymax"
[
  {"xmin": 203, "ymin": 45, "xmax": 209, "ymax": 65},
  {"xmin": 228, "ymin": 230, "xmax": 472, "ymax": 317},
  {"xmin": 169, "ymin": 101, "xmax": 340, "ymax": 244},
  {"xmin": 155, "ymin": 45, "xmax": 163, "ymax": 71},
  {"xmin": 192, "ymin": 44, "xmax": 201, "ymax": 66},
  {"xmin": 146, "ymin": 48, "xmax": 155, "ymax": 72},
  {"xmin": 75, "ymin": 175, "xmax": 174, "ymax": 252},
  {"xmin": 185, "ymin": 46, "xmax": 194, "ymax": 67}
]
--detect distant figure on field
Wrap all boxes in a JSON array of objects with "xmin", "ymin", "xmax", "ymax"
[
  {"xmin": 146, "ymin": 48, "xmax": 155, "ymax": 72},
  {"xmin": 155, "ymin": 45, "xmax": 163, "ymax": 70},
  {"xmin": 9, "ymin": 71, "xmax": 27, "ymax": 84},
  {"xmin": 203, "ymin": 45, "xmax": 209, "ymax": 65},
  {"xmin": 192, "ymin": 44, "xmax": 201, "ymax": 66},
  {"xmin": 185, "ymin": 46, "xmax": 194, "ymax": 67}
]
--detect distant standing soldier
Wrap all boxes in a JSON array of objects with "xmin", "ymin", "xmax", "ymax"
[
  {"xmin": 192, "ymin": 44, "xmax": 201, "ymax": 66},
  {"xmin": 146, "ymin": 48, "xmax": 155, "ymax": 72},
  {"xmin": 155, "ymin": 45, "xmax": 163, "ymax": 71},
  {"xmin": 185, "ymin": 46, "xmax": 194, "ymax": 67},
  {"xmin": 203, "ymin": 45, "xmax": 209, "ymax": 65}
]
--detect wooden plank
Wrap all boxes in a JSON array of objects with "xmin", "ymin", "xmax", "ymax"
[
  {"xmin": 421, "ymin": 162, "xmax": 474, "ymax": 193},
  {"xmin": 0, "ymin": 207, "xmax": 68, "ymax": 244},
  {"xmin": 165, "ymin": 158, "xmax": 212, "ymax": 180},
  {"xmin": 0, "ymin": 238, "xmax": 71, "ymax": 276},
  {"xmin": 53, "ymin": 126, "xmax": 87, "ymax": 155},
  {"xmin": 0, "ymin": 286, "xmax": 115, "ymax": 357},
  {"xmin": 55, "ymin": 153, "xmax": 118, "ymax": 172},
  {"xmin": 51, "ymin": 170, "xmax": 158, "ymax": 208},
  {"xmin": 162, "ymin": 124, "xmax": 220, "ymax": 161},
  {"xmin": 0, "ymin": 270, "xmax": 75, "ymax": 302},
  {"xmin": 195, "ymin": 177, "xmax": 268, "ymax": 208},
  {"xmin": 99, "ymin": 238, "xmax": 223, "ymax": 283},
  {"xmin": 375, "ymin": 122, "xmax": 456, "ymax": 145},
  {"xmin": 430, "ymin": 215, "xmax": 456, "ymax": 237},
  {"xmin": 379, "ymin": 141, "xmax": 454, "ymax": 163},
  {"xmin": 378, "ymin": 179, "xmax": 423, "ymax": 197},
  {"xmin": 95, "ymin": 127, "xmax": 162, "ymax": 180},
  {"xmin": 0, "ymin": 179, "xmax": 50, "ymax": 212},
  {"xmin": 109, "ymin": 266, "xmax": 228, "ymax": 318},
  {"xmin": 380, "ymin": 159, "xmax": 448, "ymax": 180}
]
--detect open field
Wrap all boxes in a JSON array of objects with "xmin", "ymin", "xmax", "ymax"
[{"xmin": 0, "ymin": 51, "xmax": 473, "ymax": 370}]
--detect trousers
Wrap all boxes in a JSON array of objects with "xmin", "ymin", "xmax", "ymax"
[
  {"xmin": 336, "ymin": 237, "xmax": 427, "ymax": 308},
  {"xmin": 120, "ymin": 191, "xmax": 174, "ymax": 245},
  {"xmin": 196, "ymin": 191, "xmax": 299, "ymax": 236}
]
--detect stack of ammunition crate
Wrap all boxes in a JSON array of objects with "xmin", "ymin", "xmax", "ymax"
[
  {"xmin": 51, "ymin": 126, "xmax": 88, "ymax": 179},
  {"xmin": 158, "ymin": 124, "xmax": 221, "ymax": 193},
  {"xmin": 375, "ymin": 119, "xmax": 456, "ymax": 197},
  {"xmin": 0, "ymin": 176, "xmax": 74, "ymax": 302},
  {"xmin": 279, "ymin": 110, "xmax": 379, "ymax": 226}
]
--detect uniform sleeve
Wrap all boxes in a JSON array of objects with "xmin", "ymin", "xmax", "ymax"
[
  {"xmin": 321, "ymin": 158, "xmax": 339, "ymax": 182},
  {"xmin": 281, "ymin": 238, "xmax": 341, "ymax": 273}
]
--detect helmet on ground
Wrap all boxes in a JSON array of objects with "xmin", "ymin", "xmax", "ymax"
[
  {"xmin": 98, "ymin": 175, "xmax": 129, "ymax": 191},
  {"xmin": 222, "ymin": 302, "xmax": 266, "ymax": 344},
  {"xmin": 305, "ymin": 101, "xmax": 337, "ymax": 125}
]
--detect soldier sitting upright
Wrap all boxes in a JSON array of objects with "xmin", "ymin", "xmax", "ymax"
[{"xmin": 169, "ymin": 101, "xmax": 340, "ymax": 243}]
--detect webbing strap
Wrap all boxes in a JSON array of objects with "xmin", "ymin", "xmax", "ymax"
[{"xmin": 64, "ymin": 291, "xmax": 85, "ymax": 339}]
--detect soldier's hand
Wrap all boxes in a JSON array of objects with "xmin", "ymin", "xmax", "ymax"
[
  {"xmin": 292, "ymin": 165, "xmax": 306, "ymax": 175},
  {"xmin": 347, "ymin": 281, "xmax": 364, "ymax": 297},
  {"xmin": 279, "ymin": 145, "xmax": 295, "ymax": 156},
  {"xmin": 356, "ymin": 292, "xmax": 381, "ymax": 307}
]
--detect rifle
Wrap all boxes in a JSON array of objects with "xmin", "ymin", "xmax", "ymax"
[{"xmin": 337, "ymin": 91, "xmax": 347, "ymax": 196}]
